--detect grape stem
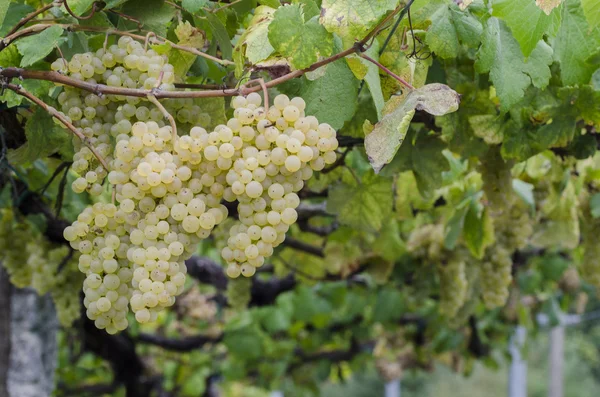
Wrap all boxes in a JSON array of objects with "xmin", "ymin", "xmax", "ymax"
[
  {"xmin": 146, "ymin": 93, "xmax": 178, "ymax": 142},
  {"xmin": 3, "ymin": 83, "xmax": 109, "ymax": 171},
  {"xmin": 240, "ymin": 78, "xmax": 269, "ymax": 112},
  {"xmin": 360, "ymin": 53, "xmax": 415, "ymax": 90},
  {"xmin": 63, "ymin": 0, "xmax": 103, "ymax": 21}
]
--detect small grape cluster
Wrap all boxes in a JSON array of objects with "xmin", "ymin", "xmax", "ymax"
[
  {"xmin": 581, "ymin": 199, "xmax": 600, "ymax": 289},
  {"xmin": 438, "ymin": 258, "xmax": 468, "ymax": 318},
  {"xmin": 0, "ymin": 209, "xmax": 82, "ymax": 326}
]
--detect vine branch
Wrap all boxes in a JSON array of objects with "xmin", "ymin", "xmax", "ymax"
[{"xmin": 4, "ymin": 83, "xmax": 109, "ymax": 171}]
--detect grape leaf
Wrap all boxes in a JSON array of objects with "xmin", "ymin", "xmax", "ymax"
[
  {"xmin": 463, "ymin": 203, "xmax": 494, "ymax": 259},
  {"xmin": 426, "ymin": 3, "xmax": 483, "ymax": 59},
  {"xmin": 279, "ymin": 56, "xmax": 359, "ymax": 130},
  {"xmin": 7, "ymin": 108, "xmax": 72, "ymax": 165},
  {"xmin": 121, "ymin": 0, "xmax": 176, "ymax": 37},
  {"xmin": 0, "ymin": 3, "xmax": 34, "ymax": 36},
  {"xmin": 468, "ymin": 115, "xmax": 510, "ymax": 144},
  {"xmin": 64, "ymin": 0, "xmax": 95, "ymax": 15},
  {"xmin": 365, "ymin": 83, "xmax": 460, "ymax": 173},
  {"xmin": 493, "ymin": 0, "xmax": 559, "ymax": 57},
  {"xmin": 236, "ymin": 6, "xmax": 275, "ymax": 65},
  {"xmin": 536, "ymin": 0, "xmax": 562, "ymax": 15},
  {"xmin": 327, "ymin": 172, "xmax": 393, "ymax": 233},
  {"xmin": 582, "ymin": 0, "xmax": 600, "ymax": 29},
  {"xmin": 554, "ymin": 0, "xmax": 600, "ymax": 86},
  {"xmin": 558, "ymin": 86, "xmax": 600, "ymax": 128},
  {"xmin": 346, "ymin": 41, "xmax": 384, "ymax": 119},
  {"xmin": 373, "ymin": 219, "xmax": 405, "ymax": 262},
  {"xmin": 258, "ymin": 0, "xmax": 281, "ymax": 7},
  {"xmin": 182, "ymin": 0, "xmax": 208, "ymax": 13},
  {"xmin": 475, "ymin": 17, "xmax": 553, "ymax": 111},
  {"xmin": 379, "ymin": 25, "xmax": 431, "ymax": 98},
  {"xmin": 381, "ymin": 129, "xmax": 450, "ymax": 199},
  {"xmin": 589, "ymin": 193, "xmax": 600, "ymax": 218},
  {"xmin": 531, "ymin": 181, "xmax": 580, "ymax": 249},
  {"xmin": 268, "ymin": 4, "xmax": 333, "ymax": 69},
  {"xmin": 319, "ymin": 0, "xmax": 398, "ymax": 47},
  {"xmin": 204, "ymin": 12, "xmax": 233, "ymax": 60},
  {"xmin": 0, "ymin": 0, "xmax": 8, "ymax": 28},
  {"xmin": 16, "ymin": 25, "xmax": 66, "ymax": 67}
]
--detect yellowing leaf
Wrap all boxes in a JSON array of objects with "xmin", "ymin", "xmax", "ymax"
[
  {"xmin": 536, "ymin": 0, "xmax": 562, "ymax": 15},
  {"xmin": 365, "ymin": 83, "xmax": 460, "ymax": 173}
]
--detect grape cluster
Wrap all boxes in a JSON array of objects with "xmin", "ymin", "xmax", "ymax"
[
  {"xmin": 51, "ymin": 36, "xmax": 211, "ymax": 197},
  {"xmin": 0, "ymin": 209, "xmax": 82, "ymax": 326},
  {"xmin": 438, "ymin": 258, "xmax": 468, "ymax": 317},
  {"xmin": 479, "ymin": 148, "xmax": 533, "ymax": 309},
  {"xmin": 581, "ymin": 200, "xmax": 600, "ymax": 289},
  {"xmin": 227, "ymin": 277, "xmax": 252, "ymax": 310},
  {"xmin": 219, "ymin": 94, "xmax": 338, "ymax": 278}
]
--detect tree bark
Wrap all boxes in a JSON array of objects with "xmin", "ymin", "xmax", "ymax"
[{"xmin": 7, "ymin": 288, "xmax": 58, "ymax": 397}]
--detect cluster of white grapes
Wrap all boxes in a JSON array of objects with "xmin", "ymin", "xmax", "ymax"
[
  {"xmin": 479, "ymin": 148, "xmax": 532, "ymax": 309},
  {"xmin": 55, "ymin": 38, "xmax": 336, "ymax": 332},
  {"xmin": 0, "ymin": 209, "xmax": 82, "ymax": 326},
  {"xmin": 406, "ymin": 224, "xmax": 469, "ymax": 317},
  {"xmin": 51, "ymin": 35, "xmax": 212, "ymax": 197}
]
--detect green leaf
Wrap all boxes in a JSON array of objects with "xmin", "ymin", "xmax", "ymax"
[
  {"xmin": 590, "ymin": 193, "xmax": 600, "ymax": 218},
  {"xmin": 554, "ymin": 0, "xmax": 600, "ymax": 86},
  {"xmin": 468, "ymin": 115, "xmax": 509, "ymax": 144},
  {"xmin": 259, "ymin": 0, "xmax": 281, "ymax": 7},
  {"xmin": 182, "ymin": 0, "xmax": 208, "ymax": 13},
  {"xmin": 492, "ymin": 0, "xmax": 558, "ymax": 57},
  {"xmin": 582, "ymin": 0, "xmax": 600, "ymax": 29},
  {"xmin": 320, "ymin": 0, "xmax": 398, "ymax": 47},
  {"xmin": 327, "ymin": 172, "xmax": 393, "ymax": 233},
  {"xmin": 0, "ymin": 3, "xmax": 34, "ymax": 37},
  {"xmin": 16, "ymin": 25, "xmax": 65, "ymax": 67},
  {"xmin": 444, "ymin": 200, "xmax": 470, "ymax": 250},
  {"xmin": 531, "ymin": 181, "xmax": 580, "ymax": 249},
  {"xmin": 279, "ymin": 55, "xmax": 359, "ymax": 129},
  {"xmin": 381, "ymin": 129, "xmax": 450, "ymax": 199},
  {"xmin": 64, "ymin": 0, "xmax": 96, "ymax": 15},
  {"xmin": 121, "ymin": 0, "xmax": 176, "ymax": 37},
  {"xmin": 463, "ymin": 204, "xmax": 494, "ymax": 259},
  {"xmin": 558, "ymin": 86, "xmax": 600, "ymax": 128},
  {"xmin": 513, "ymin": 179, "xmax": 536, "ymax": 208},
  {"xmin": 373, "ymin": 288, "xmax": 404, "ymax": 323},
  {"xmin": 268, "ymin": 4, "xmax": 333, "ymax": 69},
  {"xmin": 475, "ymin": 17, "xmax": 553, "ymax": 111},
  {"xmin": 373, "ymin": 219, "xmax": 405, "ymax": 262},
  {"xmin": 223, "ymin": 327, "xmax": 264, "ymax": 360},
  {"xmin": 365, "ymin": 83, "xmax": 460, "ymax": 172},
  {"xmin": 7, "ymin": 108, "xmax": 72, "ymax": 165},
  {"xmin": 427, "ymin": 4, "xmax": 483, "ymax": 59},
  {"xmin": 0, "ymin": 0, "xmax": 8, "ymax": 28},
  {"xmin": 204, "ymin": 11, "xmax": 233, "ymax": 60}
]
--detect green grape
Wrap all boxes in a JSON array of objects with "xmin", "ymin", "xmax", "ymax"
[
  {"xmin": 438, "ymin": 257, "xmax": 468, "ymax": 317},
  {"xmin": 227, "ymin": 277, "xmax": 252, "ymax": 310}
]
